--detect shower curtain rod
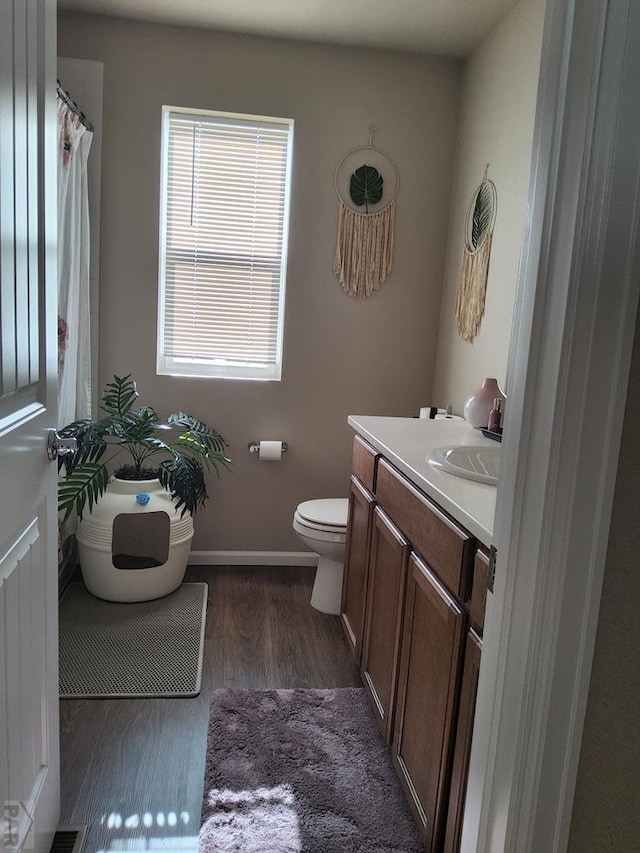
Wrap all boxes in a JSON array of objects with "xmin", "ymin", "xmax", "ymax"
[{"xmin": 57, "ymin": 79, "xmax": 94, "ymax": 132}]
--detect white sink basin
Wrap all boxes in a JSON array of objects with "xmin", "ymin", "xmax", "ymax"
[{"xmin": 428, "ymin": 444, "xmax": 500, "ymax": 486}]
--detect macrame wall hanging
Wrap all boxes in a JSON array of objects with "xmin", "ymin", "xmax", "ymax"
[
  {"xmin": 455, "ymin": 166, "xmax": 498, "ymax": 341},
  {"xmin": 333, "ymin": 129, "xmax": 399, "ymax": 300}
]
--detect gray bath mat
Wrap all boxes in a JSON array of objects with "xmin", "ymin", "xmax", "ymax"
[
  {"xmin": 200, "ymin": 688, "xmax": 423, "ymax": 853},
  {"xmin": 59, "ymin": 582, "xmax": 207, "ymax": 698}
]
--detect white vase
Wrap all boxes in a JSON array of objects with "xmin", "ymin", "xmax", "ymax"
[
  {"xmin": 76, "ymin": 478, "xmax": 194, "ymax": 602},
  {"xmin": 463, "ymin": 378, "xmax": 506, "ymax": 429}
]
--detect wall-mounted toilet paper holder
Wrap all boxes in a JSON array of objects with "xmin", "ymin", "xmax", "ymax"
[{"xmin": 248, "ymin": 441, "xmax": 289, "ymax": 454}]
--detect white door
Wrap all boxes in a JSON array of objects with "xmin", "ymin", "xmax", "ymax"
[{"xmin": 0, "ymin": 2, "xmax": 60, "ymax": 853}]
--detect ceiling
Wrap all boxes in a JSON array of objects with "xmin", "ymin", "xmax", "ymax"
[{"xmin": 57, "ymin": 0, "xmax": 522, "ymax": 58}]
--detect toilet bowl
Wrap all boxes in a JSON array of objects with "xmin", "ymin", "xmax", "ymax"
[{"xmin": 293, "ymin": 498, "xmax": 348, "ymax": 615}]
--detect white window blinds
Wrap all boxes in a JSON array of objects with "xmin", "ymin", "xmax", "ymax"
[{"xmin": 157, "ymin": 107, "xmax": 294, "ymax": 380}]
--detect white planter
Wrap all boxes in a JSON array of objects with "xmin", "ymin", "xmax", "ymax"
[{"xmin": 76, "ymin": 478, "xmax": 194, "ymax": 602}]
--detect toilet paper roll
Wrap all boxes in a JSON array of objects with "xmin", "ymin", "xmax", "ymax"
[{"xmin": 259, "ymin": 440, "xmax": 283, "ymax": 461}]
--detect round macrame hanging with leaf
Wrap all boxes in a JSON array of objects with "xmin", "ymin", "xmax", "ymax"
[
  {"xmin": 455, "ymin": 168, "xmax": 498, "ymax": 341},
  {"xmin": 333, "ymin": 142, "xmax": 399, "ymax": 300}
]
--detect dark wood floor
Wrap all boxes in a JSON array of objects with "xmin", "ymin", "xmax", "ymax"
[{"xmin": 59, "ymin": 565, "xmax": 360, "ymax": 853}]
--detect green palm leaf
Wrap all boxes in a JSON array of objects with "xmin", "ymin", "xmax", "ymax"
[
  {"xmin": 173, "ymin": 437, "xmax": 230, "ymax": 476},
  {"xmin": 144, "ymin": 436, "xmax": 174, "ymax": 454},
  {"xmin": 118, "ymin": 408, "xmax": 160, "ymax": 442},
  {"xmin": 167, "ymin": 412, "xmax": 228, "ymax": 454},
  {"xmin": 158, "ymin": 455, "xmax": 208, "ymax": 516},
  {"xmin": 57, "ymin": 419, "xmax": 109, "ymax": 473},
  {"xmin": 101, "ymin": 374, "xmax": 138, "ymax": 416},
  {"xmin": 58, "ymin": 463, "xmax": 110, "ymax": 522}
]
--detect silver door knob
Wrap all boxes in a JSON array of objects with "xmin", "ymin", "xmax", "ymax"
[{"xmin": 47, "ymin": 429, "xmax": 78, "ymax": 462}]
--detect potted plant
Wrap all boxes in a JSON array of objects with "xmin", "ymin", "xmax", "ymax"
[{"xmin": 58, "ymin": 373, "xmax": 230, "ymax": 601}]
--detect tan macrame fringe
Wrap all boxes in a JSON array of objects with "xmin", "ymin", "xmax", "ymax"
[
  {"xmin": 455, "ymin": 233, "xmax": 493, "ymax": 342},
  {"xmin": 333, "ymin": 200, "xmax": 395, "ymax": 300}
]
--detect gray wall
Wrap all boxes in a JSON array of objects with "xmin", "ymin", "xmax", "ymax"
[
  {"xmin": 568, "ymin": 305, "xmax": 640, "ymax": 850},
  {"xmin": 432, "ymin": 0, "xmax": 545, "ymax": 413},
  {"xmin": 57, "ymin": 13, "xmax": 462, "ymax": 553}
]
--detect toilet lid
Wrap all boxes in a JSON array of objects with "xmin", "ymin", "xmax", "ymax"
[{"xmin": 296, "ymin": 498, "xmax": 348, "ymax": 528}]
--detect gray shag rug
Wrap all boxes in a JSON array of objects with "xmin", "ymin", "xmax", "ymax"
[{"xmin": 200, "ymin": 688, "xmax": 423, "ymax": 853}]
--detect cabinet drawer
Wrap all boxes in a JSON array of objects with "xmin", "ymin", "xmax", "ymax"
[
  {"xmin": 352, "ymin": 435, "xmax": 379, "ymax": 493},
  {"xmin": 376, "ymin": 459, "xmax": 474, "ymax": 598},
  {"xmin": 469, "ymin": 548, "xmax": 489, "ymax": 634}
]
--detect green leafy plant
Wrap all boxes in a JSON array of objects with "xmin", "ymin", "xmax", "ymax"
[
  {"xmin": 58, "ymin": 374, "xmax": 230, "ymax": 521},
  {"xmin": 349, "ymin": 163, "xmax": 384, "ymax": 213}
]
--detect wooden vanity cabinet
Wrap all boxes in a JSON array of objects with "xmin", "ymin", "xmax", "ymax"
[
  {"xmin": 392, "ymin": 553, "xmax": 466, "ymax": 851},
  {"xmin": 342, "ymin": 440, "xmax": 490, "ymax": 852}
]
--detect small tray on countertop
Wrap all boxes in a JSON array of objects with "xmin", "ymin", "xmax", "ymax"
[{"xmin": 481, "ymin": 428, "xmax": 503, "ymax": 443}]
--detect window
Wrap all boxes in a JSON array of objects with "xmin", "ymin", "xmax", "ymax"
[{"xmin": 157, "ymin": 107, "xmax": 294, "ymax": 380}]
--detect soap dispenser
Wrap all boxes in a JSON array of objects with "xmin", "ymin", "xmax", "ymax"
[{"xmin": 488, "ymin": 398, "xmax": 503, "ymax": 433}]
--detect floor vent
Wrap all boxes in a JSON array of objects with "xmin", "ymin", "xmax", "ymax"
[{"xmin": 49, "ymin": 826, "xmax": 87, "ymax": 853}]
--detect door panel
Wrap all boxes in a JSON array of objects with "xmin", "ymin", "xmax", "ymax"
[
  {"xmin": 1, "ymin": 520, "xmax": 49, "ymax": 851},
  {"xmin": 341, "ymin": 475, "xmax": 375, "ymax": 662},
  {"xmin": 392, "ymin": 553, "xmax": 466, "ymax": 851},
  {"xmin": 444, "ymin": 629, "xmax": 482, "ymax": 853},
  {"xmin": 0, "ymin": 2, "xmax": 60, "ymax": 852},
  {"xmin": 361, "ymin": 507, "xmax": 410, "ymax": 742}
]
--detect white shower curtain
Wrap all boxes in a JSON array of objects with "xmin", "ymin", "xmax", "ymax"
[{"xmin": 57, "ymin": 97, "xmax": 93, "ymax": 427}]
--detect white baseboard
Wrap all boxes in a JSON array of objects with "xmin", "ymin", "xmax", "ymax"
[{"xmin": 188, "ymin": 550, "xmax": 319, "ymax": 567}]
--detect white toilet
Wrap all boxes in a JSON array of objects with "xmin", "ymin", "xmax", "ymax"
[{"xmin": 293, "ymin": 498, "xmax": 349, "ymax": 615}]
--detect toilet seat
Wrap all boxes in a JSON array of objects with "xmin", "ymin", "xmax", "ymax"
[
  {"xmin": 292, "ymin": 498, "xmax": 348, "ymax": 615},
  {"xmin": 295, "ymin": 498, "xmax": 348, "ymax": 531},
  {"xmin": 293, "ymin": 514, "xmax": 346, "ymax": 544},
  {"xmin": 293, "ymin": 498, "xmax": 348, "ymax": 546}
]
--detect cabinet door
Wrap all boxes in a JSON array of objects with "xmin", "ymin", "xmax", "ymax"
[
  {"xmin": 341, "ymin": 475, "xmax": 375, "ymax": 663},
  {"xmin": 392, "ymin": 553, "xmax": 466, "ymax": 851},
  {"xmin": 361, "ymin": 507, "xmax": 410, "ymax": 742},
  {"xmin": 444, "ymin": 629, "xmax": 482, "ymax": 853}
]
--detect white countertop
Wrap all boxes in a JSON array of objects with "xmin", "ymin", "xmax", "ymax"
[{"xmin": 347, "ymin": 415, "xmax": 497, "ymax": 546}]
